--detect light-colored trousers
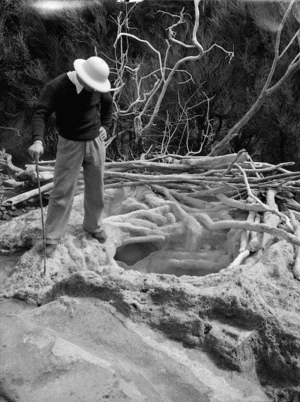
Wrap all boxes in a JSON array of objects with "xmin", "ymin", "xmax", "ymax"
[{"xmin": 45, "ymin": 135, "xmax": 105, "ymax": 245}]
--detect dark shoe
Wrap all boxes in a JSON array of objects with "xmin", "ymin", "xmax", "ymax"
[
  {"xmin": 45, "ymin": 243, "xmax": 57, "ymax": 258},
  {"xmin": 91, "ymin": 229, "xmax": 107, "ymax": 244}
]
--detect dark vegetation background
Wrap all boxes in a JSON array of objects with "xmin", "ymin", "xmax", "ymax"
[{"xmin": 1, "ymin": 0, "xmax": 300, "ymax": 168}]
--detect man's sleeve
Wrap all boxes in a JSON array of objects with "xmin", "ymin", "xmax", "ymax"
[
  {"xmin": 32, "ymin": 84, "xmax": 55, "ymax": 143},
  {"xmin": 100, "ymin": 92, "xmax": 113, "ymax": 135}
]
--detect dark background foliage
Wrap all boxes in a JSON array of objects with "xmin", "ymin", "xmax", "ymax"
[{"xmin": 1, "ymin": 0, "xmax": 300, "ymax": 168}]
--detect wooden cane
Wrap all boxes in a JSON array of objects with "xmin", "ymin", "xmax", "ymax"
[{"xmin": 35, "ymin": 157, "xmax": 47, "ymax": 275}]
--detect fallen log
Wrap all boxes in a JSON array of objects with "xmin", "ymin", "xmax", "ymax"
[{"xmin": 1, "ymin": 183, "xmax": 54, "ymax": 206}]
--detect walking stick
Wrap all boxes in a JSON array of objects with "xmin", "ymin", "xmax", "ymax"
[{"xmin": 35, "ymin": 156, "xmax": 47, "ymax": 275}]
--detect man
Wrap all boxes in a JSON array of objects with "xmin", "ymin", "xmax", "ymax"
[{"xmin": 28, "ymin": 56, "xmax": 113, "ymax": 257}]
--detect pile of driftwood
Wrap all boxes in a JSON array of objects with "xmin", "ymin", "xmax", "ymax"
[
  {"xmin": 1, "ymin": 150, "xmax": 300, "ymax": 209},
  {"xmin": 1, "ymin": 149, "xmax": 300, "ymax": 278}
]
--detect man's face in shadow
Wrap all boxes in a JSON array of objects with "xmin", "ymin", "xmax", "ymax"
[{"xmin": 76, "ymin": 74, "xmax": 94, "ymax": 92}]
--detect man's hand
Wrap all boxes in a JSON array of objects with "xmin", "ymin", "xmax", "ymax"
[
  {"xmin": 99, "ymin": 127, "xmax": 107, "ymax": 141},
  {"xmin": 28, "ymin": 140, "xmax": 44, "ymax": 160}
]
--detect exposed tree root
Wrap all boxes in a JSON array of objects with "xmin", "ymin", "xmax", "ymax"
[
  {"xmin": 194, "ymin": 213, "xmax": 300, "ymax": 246},
  {"xmin": 290, "ymin": 212, "xmax": 300, "ymax": 281}
]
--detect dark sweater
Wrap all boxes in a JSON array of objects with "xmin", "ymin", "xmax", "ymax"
[{"xmin": 32, "ymin": 73, "xmax": 113, "ymax": 142}]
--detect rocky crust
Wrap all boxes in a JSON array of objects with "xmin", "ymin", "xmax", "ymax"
[{"xmin": 1, "ymin": 186, "xmax": 300, "ymax": 401}]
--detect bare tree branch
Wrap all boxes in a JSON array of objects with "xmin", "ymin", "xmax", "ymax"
[{"xmin": 210, "ymin": 0, "xmax": 300, "ymax": 156}]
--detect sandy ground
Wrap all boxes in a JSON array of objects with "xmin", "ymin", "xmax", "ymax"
[{"xmin": 0, "ymin": 297, "xmax": 268, "ymax": 402}]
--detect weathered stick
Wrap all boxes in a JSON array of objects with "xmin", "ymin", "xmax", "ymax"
[
  {"xmin": 288, "ymin": 209, "xmax": 300, "ymax": 222},
  {"xmin": 223, "ymin": 150, "xmax": 247, "ymax": 176},
  {"xmin": 226, "ymin": 207, "xmax": 256, "ymax": 270},
  {"xmin": 248, "ymin": 214, "xmax": 263, "ymax": 252},
  {"xmin": 290, "ymin": 212, "xmax": 300, "ymax": 280},
  {"xmin": 262, "ymin": 189, "xmax": 281, "ymax": 248},
  {"xmin": 194, "ymin": 212, "xmax": 300, "ymax": 246},
  {"xmin": 216, "ymin": 193, "xmax": 266, "ymax": 212},
  {"xmin": 226, "ymin": 250, "xmax": 250, "ymax": 270},
  {"xmin": 2, "ymin": 183, "xmax": 54, "ymax": 206},
  {"xmin": 286, "ymin": 199, "xmax": 300, "ymax": 212},
  {"xmin": 122, "ymin": 235, "xmax": 165, "ymax": 245},
  {"xmin": 236, "ymin": 164, "xmax": 293, "ymax": 230},
  {"xmin": 181, "ymin": 152, "xmax": 249, "ymax": 169},
  {"xmin": 0, "ymin": 153, "xmax": 23, "ymax": 175}
]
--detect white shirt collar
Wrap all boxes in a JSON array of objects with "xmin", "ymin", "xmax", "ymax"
[{"xmin": 67, "ymin": 71, "xmax": 84, "ymax": 94}]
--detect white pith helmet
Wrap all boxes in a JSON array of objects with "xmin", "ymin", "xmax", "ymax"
[{"xmin": 73, "ymin": 56, "xmax": 111, "ymax": 93}]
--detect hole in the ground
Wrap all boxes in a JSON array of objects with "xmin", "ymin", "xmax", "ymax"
[
  {"xmin": 114, "ymin": 242, "xmax": 158, "ymax": 266},
  {"xmin": 114, "ymin": 242, "xmax": 231, "ymax": 276}
]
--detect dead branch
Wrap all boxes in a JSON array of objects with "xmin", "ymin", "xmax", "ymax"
[
  {"xmin": 261, "ymin": 189, "xmax": 282, "ymax": 249},
  {"xmin": 194, "ymin": 212, "xmax": 300, "ymax": 247},
  {"xmin": 248, "ymin": 214, "xmax": 263, "ymax": 252},
  {"xmin": 236, "ymin": 164, "xmax": 293, "ymax": 231},
  {"xmin": 226, "ymin": 250, "xmax": 250, "ymax": 271},
  {"xmin": 0, "ymin": 150, "xmax": 23, "ymax": 175},
  {"xmin": 290, "ymin": 211, "xmax": 300, "ymax": 280},
  {"xmin": 226, "ymin": 206, "xmax": 259, "ymax": 269},
  {"xmin": 216, "ymin": 194, "xmax": 266, "ymax": 212},
  {"xmin": 1, "ymin": 183, "xmax": 54, "ymax": 207},
  {"xmin": 210, "ymin": 0, "xmax": 300, "ymax": 156},
  {"xmin": 113, "ymin": 0, "xmax": 233, "ymax": 149}
]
